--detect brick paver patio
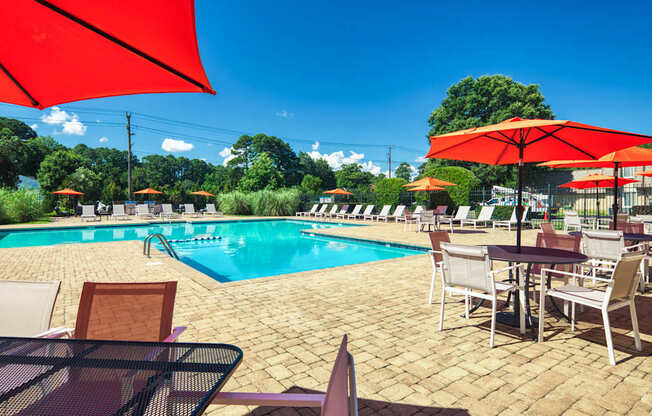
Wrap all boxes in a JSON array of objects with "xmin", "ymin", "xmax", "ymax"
[{"xmin": 0, "ymin": 217, "xmax": 650, "ymax": 415}]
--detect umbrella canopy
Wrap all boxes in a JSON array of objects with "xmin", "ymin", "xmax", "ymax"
[
  {"xmin": 134, "ymin": 188, "xmax": 163, "ymax": 195},
  {"xmin": 636, "ymin": 170, "xmax": 652, "ymax": 177},
  {"xmin": 426, "ymin": 117, "xmax": 652, "ymax": 249},
  {"xmin": 323, "ymin": 188, "xmax": 353, "ymax": 195},
  {"xmin": 190, "ymin": 190, "xmax": 215, "ymax": 197},
  {"xmin": 538, "ymin": 146, "xmax": 652, "ymax": 226},
  {"xmin": 558, "ymin": 174, "xmax": 638, "ymax": 189},
  {"xmin": 402, "ymin": 177, "xmax": 456, "ymax": 188},
  {"xmin": 51, "ymin": 188, "xmax": 84, "ymax": 195},
  {"xmin": 407, "ymin": 185, "xmax": 446, "ymax": 192},
  {"xmin": 2, "ymin": 1, "xmax": 214, "ymax": 109}
]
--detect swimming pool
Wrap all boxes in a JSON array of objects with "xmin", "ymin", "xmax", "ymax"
[{"xmin": 0, "ymin": 220, "xmax": 423, "ymax": 282}]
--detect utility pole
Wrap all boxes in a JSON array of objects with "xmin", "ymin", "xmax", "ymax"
[
  {"xmin": 126, "ymin": 112, "xmax": 133, "ymax": 200},
  {"xmin": 387, "ymin": 146, "xmax": 392, "ymax": 178}
]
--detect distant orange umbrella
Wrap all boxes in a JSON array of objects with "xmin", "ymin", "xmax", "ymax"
[
  {"xmin": 403, "ymin": 177, "xmax": 456, "ymax": 188},
  {"xmin": 407, "ymin": 185, "xmax": 446, "ymax": 191},
  {"xmin": 636, "ymin": 170, "xmax": 652, "ymax": 177},
  {"xmin": 51, "ymin": 188, "xmax": 84, "ymax": 195},
  {"xmin": 323, "ymin": 188, "xmax": 353, "ymax": 195},
  {"xmin": 190, "ymin": 190, "xmax": 215, "ymax": 197},
  {"xmin": 134, "ymin": 188, "xmax": 163, "ymax": 195}
]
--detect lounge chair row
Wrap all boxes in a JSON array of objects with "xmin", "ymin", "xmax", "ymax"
[
  {"xmin": 80, "ymin": 203, "xmax": 223, "ymax": 221},
  {"xmin": 296, "ymin": 203, "xmax": 409, "ymax": 221}
]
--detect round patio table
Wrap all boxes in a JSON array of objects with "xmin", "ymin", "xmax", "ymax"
[{"xmin": 486, "ymin": 245, "xmax": 588, "ymax": 341}]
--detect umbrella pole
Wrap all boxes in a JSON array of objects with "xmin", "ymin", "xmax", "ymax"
[
  {"xmin": 595, "ymin": 183, "xmax": 600, "ymax": 229},
  {"xmin": 613, "ymin": 162, "xmax": 620, "ymax": 229},
  {"xmin": 516, "ymin": 146, "xmax": 523, "ymax": 252}
]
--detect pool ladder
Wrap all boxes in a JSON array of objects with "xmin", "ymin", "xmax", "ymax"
[{"xmin": 143, "ymin": 233, "xmax": 178, "ymax": 260}]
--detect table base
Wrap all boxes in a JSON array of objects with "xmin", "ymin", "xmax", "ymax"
[{"xmin": 495, "ymin": 311, "xmax": 538, "ymax": 329}]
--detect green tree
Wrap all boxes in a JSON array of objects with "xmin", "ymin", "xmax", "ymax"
[
  {"xmin": 375, "ymin": 177, "xmax": 408, "ymax": 206},
  {"xmin": 0, "ymin": 117, "xmax": 37, "ymax": 140},
  {"xmin": 229, "ymin": 134, "xmax": 300, "ymax": 186},
  {"xmin": 203, "ymin": 165, "xmax": 240, "ymax": 194},
  {"xmin": 300, "ymin": 174, "xmax": 322, "ymax": 193},
  {"xmin": 23, "ymin": 136, "xmax": 65, "ymax": 177},
  {"xmin": 335, "ymin": 163, "xmax": 374, "ymax": 191},
  {"xmin": 101, "ymin": 181, "xmax": 125, "ymax": 203},
  {"xmin": 64, "ymin": 167, "xmax": 101, "ymax": 202},
  {"xmin": 238, "ymin": 153, "xmax": 284, "ymax": 192},
  {"xmin": 394, "ymin": 162, "xmax": 413, "ymax": 181},
  {"xmin": 0, "ymin": 128, "xmax": 27, "ymax": 188},
  {"xmin": 417, "ymin": 166, "xmax": 479, "ymax": 207},
  {"xmin": 298, "ymin": 152, "xmax": 336, "ymax": 189},
  {"xmin": 425, "ymin": 75, "xmax": 554, "ymax": 187},
  {"xmin": 37, "ymin": 150, "xmax": 89, "ymax": 193}
]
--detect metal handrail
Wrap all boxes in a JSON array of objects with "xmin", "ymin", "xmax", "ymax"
[{"xmin": 144, "ymin": 233, "xmax": 178, "ymax": 259}]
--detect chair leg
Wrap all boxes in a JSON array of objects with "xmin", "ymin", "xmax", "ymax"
[
  {"xmin": 571, "ymin": 302, "xmax": 576, "ymax": 332},
  {"xmin": 464, "ymin": 291, "xmax": 469, "ymax": 319},
  {"xmin": 601, "ymin": 309, "xmax": 616, "ymax": 366},
  {"xmin": 439, "ymin": 285, "xmax": 446, "ymax": 331},
  {"xmin": 519, "ymin": 286, "xmax": 526, "ymax": 335},
  {"xmin": 538, "ymin": 284, "xmax": 545, "ymax": 342},
  {"xmin": 490, "ymin": 298, "xmax": 496, "ymax": 348},
  {"xmin": 428, "ymin": 267, "xmax": 436, "ymax": 304},
  {"xmin": 630, "ymin": 300, "xmax": 642, "ymax": 352}
]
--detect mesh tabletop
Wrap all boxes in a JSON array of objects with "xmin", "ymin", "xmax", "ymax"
[{"xmin": 0, "ymin": 337, "xmax": 242, "ymax": 416}]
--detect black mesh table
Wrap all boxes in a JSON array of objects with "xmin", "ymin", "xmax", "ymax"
[{"xmin": 0, "ymin": 336, "xmax": 242, "ymax": 416}]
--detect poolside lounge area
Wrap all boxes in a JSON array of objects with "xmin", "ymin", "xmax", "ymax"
[{"xmin": 1, "ymin": 218, "xmax": 650, "ymax": 416}]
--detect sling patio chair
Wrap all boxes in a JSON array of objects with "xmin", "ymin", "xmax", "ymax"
[
  {"xmin": 492, "ymin": 206, "xmax": 530, "ymax": 231},
  {"xmin": 439, "ymin": 243, "xmax": 525, "ymax": 347},
  {"xmin": 317, "ymin": 204, "xmax": 338, "ymax": 218},
  {"xmin": 360, "ymin": 205, "xmax": 376, "ymax": 220},
  {"xmin": 110, "ymin": 204, "xmax": 130, "ymax": 221},
  {"xmin": 183, "ymin": 203, "xmax": 202, "ymax": 218},
  {"xmin": 209, "ymin": 335, "xmax": 357, "ymax": 415},
  {"xmin": 460, "ymin": 206, "xmax": 495, "ymax": 229},
  {"xmin": 372, "ymin": 205, "xmax": 393, "ymax": 222},
  {"xmin": 297, "ymin": 203, "xmax": 319, "ymax": 217},
  {"xmin": 161, "ymin": 203, "xmax": 180, "ymax": 219},
  {"xmin": 80, "ymin": 204, "xmax": 100, "ymax": 222},
  {"xmin": 538, "ymin": 252, "xmax": 644, "ymax": 365},
  {"xmin": 540, "ymin": 222, "xmax": 556, "ymax": 234},
  {"xmin": 329, "ymin": 204, "xmax": 349, "ymax": 219},
  {"xmin": 417, "ymin": 210, "xmax": 435, "ymax": 232},
  {"xmin": 438, "ymin": 205, "xmax": 470, "ymax": 233},
  {"xmin": 386, "ymin": 205, "xmax": 406, "ymax": 222},
  {"xmin": 204, "ymin": 203, "xmax": 223, "ymax": 217},
  {"xmin": 340, "ymin": 204, "xmax": 362, "ymax": 219},
  {"xmin": 313, "ymin": 204, "xmax": 329, "ymax": 217},
  {"xmin": 427, "ymin": 231, "xmax": 450, "ymax": 304},
  {"xmin": 0, "ymin": 280, "xmax": 63, "ymax": 337},
  {"xmin": 136, "ymin": 204, "xmax": 155, "ymax": 219},
  {"xmin": 44, "ymin": 281, "xmax": 186, "ymax": 342},
  {"xmin": 563, "ymin": 210, "xmax": 594, "ymax": 232},
  {"xmin": 400, "ymin": 210, "xmax": 421, "ymax": 231}
]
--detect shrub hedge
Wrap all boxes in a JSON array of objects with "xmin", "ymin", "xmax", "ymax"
[
  {"xmin": 0, "ymin": 188, "xmax": 44, "ymax": 224},
  {"xmin": 217, "ymin": 188, "xmax": 301, "ymax": 216}
]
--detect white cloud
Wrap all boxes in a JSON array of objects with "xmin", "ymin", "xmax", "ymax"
[
  {"xmin": 219, "ymin": 146, "xmax": 236, "ymax": 166},
  {"xmin": 308, "ymin": 150, "xmax": 366, "ymax": 170},
  {"xmin": 311, "ymin": 141, "xmax": 320, "ymax": 151},
  {"xmin": 40, "ymin": 106, "xmax": 87, "ymax": 135},
  {"xmin": 98, "ymin": 136, "xmax": 109, "ymax": 143},
  {"xmin": 30, "ymin": 123, "xmax": 38, "ymax": 130},
  {"xmin": 414, "ymin": 156, "xmax": 428, "ymax": 163},
  {"xmin": 161, "ymin": 138, "xmax": 194, "ymax": 152},
  {"xmin": 200, "ymin": 158, "xmax": 207, "ymax": 162},
  {"xmin": 275, "ymin": 110, "xmax": 294, "ymax": 119},
  {"xmin": 360, "ymin": 160, "xmax": 382, "ymax": 175}
]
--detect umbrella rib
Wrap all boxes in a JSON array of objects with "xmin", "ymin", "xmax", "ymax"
[
  {"xmin": 564, "ymin": 124, "xmax": 652, "ymax": 139},
  {"xmin": 428, "ymin": 134, "xmax": 512, "ymax": 158},
  {"xmin": 531, "ymin": 127, "xmax": 597, "ymax": 159},
  {"xmin": 493, "ymin": 140, "xmax": 511, "ymax": 165},
  {"xmin": 33, "ymin": 0, "xmax": 214, "ymax": 94},
  {"xmin": 0, "ymin": 62, "xmax": 40, "ymax": 107}
]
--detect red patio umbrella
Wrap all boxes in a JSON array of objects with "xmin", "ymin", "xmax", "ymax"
[
  {"xmin": 559, "ymin": 174, "xmax": 639, "ymax": 226},
  {"xmin": 323, "ymin": 188, "xmax": 353, "ymax": 195},
  {"xmin": 402, "ymin": 177, "xmax": 456, "ymax": 188},
  {"xmin": 426, "ymin": 117, "xmax": 652, "ymax": 249},
  {"xmin": 1, "ymin": 1, "xmax": 214, "ymax": 109},
  {"xmin": 635, "ymin": 170, "xmax": 652, "ymax": 177}
]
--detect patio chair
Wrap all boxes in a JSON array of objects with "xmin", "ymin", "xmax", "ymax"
[
  {"xmin": 417, "ymin": 210, "xmax": 435, "ymax": 232},
  {"xmin": 110, "ymin": 204, "xmax": 130, "ymax": 221},
  {"xmin": 460, "ymin": 206, "xmax": 495, "ymax": 229},
  {"xmin": 204, "ymin": 203, "xmax": 223, "ymax": 217},
  {"xmin": 183, "ymin": 203, "xmax": 202, "ymax": 217},
  {"xmin": 297, "ymin": 203, "xmax": 319, "ymax": 217},
  {"xmin": 136, "ymin": 203, "xmax": 155, "ymax": 219},
  {"xmin": 538, "ymin": 252, "xmax": 643, "ymax": 365},
  {"xmin": 161, "ymin": 203, "xmax": 180, "ymax": 219},
  {"xmin": 341, "ymin": 204, "xmax": 362, "ymax": 219},
  {"xmin": 492, "ymin": 206, "xmax": 530, "ymax": 231},
  {"xmin": 371, "ymin": 205, "xmax": 392, "ymax": 221},
  {"xmin": 400, "ymin": 210, "xmax": 420, "ymax": 231},
  {"xmin": 434, "ymin": 205, "xmax": 448, "ymax": 215},
  {"xmin": 540, "ymin": 222, "xmax": 556, "ymax": 234},
  {"xmin": 0, "ymin": 280, "xmax": 63, "ymax": 337},
  {"xmin": 438, "ymin": 205, "xmax": 470, "ymax": 233},
  {"xmin": 427, "ymin": 231, "xmax": 450, "ymax": 304},
  {"xmin": 332, "ymin": 204, "xmax": 349, "ymax": 219},
  {"xmin": 439, "ymin": 243, "xmax": 525, "ymax": 347},
  {"xmin": 385, "ymin": 205, "xmax": 406, "ymax": 222},
  {"xmin": 81, "ymin": 204, "xmax": 99, "ymax": 222},
  {"xmin": 313, "ymin": 204, "xmax": 329, "ymax": 217},
  {"xmin": 318, "ymin": 204, "xmax": 338, "ymax": 218},
  {"xmin": 360, "ymin": 205, "xmax": 376, "ymax": 220},
  {"xmin": 45, "ymin": 281, "xmax": 186, "ymax": 342},
  {"xmin": 211, "ymin": 335, "xmax": 357, "ymax": 415},
  {"xmin": 631, "ymin": 215, "xmax": 652, "ymax": 234},
  {"xmin": 564, "ymin": 210, "xmax": 593, "ymax": 232}
]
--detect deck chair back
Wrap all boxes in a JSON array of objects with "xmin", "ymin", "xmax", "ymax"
[
  {"xmin": 0, "ymin": 280, "xmax": 60, "ymax": 337},
  {"xmin": 339, "ymin": 205, "xmax": 349, "ymax": 214},
  {"xmin": 392, "ymin": 205, "xmax": 405, "ymax": 217},
  {"xmin": 378, "ymin": 205, "xmax": 391, "ymax": 216},
  {"xmin": 308, "ymin": 203, "xmax": 319, "ymax": 213},
  {"xmin": 435, "ymin": 205, "xmax": 448, "ymax": 215},
  {"xmin": 413, "ymin": 206, "xmax": 424, "ymax": 215},
  {"xmin": 81, "ymin": 205, "xmax": 95, "ymax": 216},
  {"xmin": 609, "ymin": 252, "xmax": 644, "ymax": 301},
  {"xmin": 533, "ymin": 233, "xmax": 581, "ymax": 277},
  {"xmin": 540, "ymin": 222, "xmax": 555, "ymax": 234},
  {"xmin": 184, "ymin": 203, "xmax": 196, "ymax": 214},
  {"xmin": 162, "ymin": 204, "xmax": 174, "ymax": 214},
  {"xmin": 583, "ymin": 230, "xmax": 624, "ymax": 262},
  {"xmin": 428, "ymin": 231, "xmax": 451, "ymax": 263},
  {"xmin": 74, "ymin": 281, "xmax": 177, "ymax": 342},
  {"xmin": 112, "ymin": 204, "xmax": 125, "ymax": 216},
  {"xmin": 507, "ymin": 207, "xmax": 517, "ymax": 222},
  {"xmin": 322, "ymin": 335, "xmax": 356, "ymax": 416},
  {"xmin": 362, "ymin": 205, "xmax": 374, "ymax": 215},
  {"xmin": 477, "ymin": 206, "xmax": 494, "ymax": 220},
  {"xmin": 564, "ymin": 211, "xmax": 581, "ymax": 227},
  {"xmin": 318, "ymin": 204, "xmax": 328, "ymax": 214},
  {"xmin": 329, "ymin": 205, "xmax": 338, "ymax": 214},
  {"xmin": 136, "ymin": 204, "xmax": 149, "ymax": 215},
  {"xmin": 441, "ymin": 243, "xmax": 492, "ymax": 292},
  {"xmin": 454, "ymin": 206, "xmax": 470, "ymax": 220},
  {"xmin": 350, "ymin": 205, "xmax": 362, "ymax": 215},
  {"xmin": 206, "ymin": 203, "xmax": 218, "ymax": 214}
]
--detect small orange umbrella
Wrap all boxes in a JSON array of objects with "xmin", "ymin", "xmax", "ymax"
[
  {"xmin": 190, "ymin": 190, "xmax": 215, "ymax": 197},
  {"xmin": 323, "ymin": 188, "xmax": 353, "ymax": 195},
  {"xmin": 407, "ymin": 184, "xmax": 446, "ymax": 191},
  {"xmin": 51, "ymin": 188, "xmax": 84, "ymax": 195},
  {"xmin": 636, "ymin": 170, "xmax": 652, "ymax": 177},
  {"xmin": 134, "ymin": 188, "xmax": 163, "ymax": 195},
  {"xmin": 403, "ymin": 177, "xmax": 456, "ymax": 188}
]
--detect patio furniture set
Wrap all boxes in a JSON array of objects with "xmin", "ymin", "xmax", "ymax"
[{"xmin": 80, "ymin": 202, "xmax": 223, "ymax": 222}]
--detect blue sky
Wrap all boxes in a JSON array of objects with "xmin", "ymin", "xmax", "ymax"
[{"xmin": 2, "ymin": 0, "xmax": 651, "ymax": 175}]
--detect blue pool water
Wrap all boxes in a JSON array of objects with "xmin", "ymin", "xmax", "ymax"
[{"xmin": 0, "ymin": 220, "xmax": 423, "ymax": 282}]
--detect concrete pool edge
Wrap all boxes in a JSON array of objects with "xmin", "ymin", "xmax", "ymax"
[{"xmin": 300, "ymin": 229, "xmax": 431, "ymax": 251}]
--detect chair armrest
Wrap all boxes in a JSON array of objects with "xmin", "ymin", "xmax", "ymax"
[
  {"xmin": 163, "ymin": 326, "xmax": 187, "ymax": 343},
  {"xmin": 490, "ymin": 263, "xmax": 525, "ymax": 276},
  {"xmin": 624, "ymin": 243, "xmax": 647, "ymax": 252},
  {"xmin": 36, "ymin": 327, "xmax": 74, "ymax": 338},
  {"xmin": 540, "ymin": 267, "xmax": 612, "ymax": 283}
]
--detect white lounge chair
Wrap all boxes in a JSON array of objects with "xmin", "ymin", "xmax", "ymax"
[
  {"xmin": 318, "ymin": 205, "xmax": 338, "ymax": 218},
  {"xmin": 439, "ymin": 243, "xmax": 525, "ymax": 347},
  {"xmin": 360, "ymin": 205, "xmax": 375, "ymax": 220},
  {"xmin": 161, "ymin": 204, "xmax": 180, "ymax": 219},
  {"xmin": 492, "ymin": 206, "xmax": 530, "ymax": 231},
  {"xmin": 460, "ymin": 206, "xmax": 495, "ymax": 229},
  {"xmin": 81, "ymin": 205, "xmax": 99, "ymax": 222},
  {"xmin": 312, "ymin": 204, "xmax": 328, "ymax": 217},
  {"xmin": 564, "ymin": 210, "xmax": 594, "ymax": 232},
  {"xmin": 110, "ymin": 204, "xmax": 130, "ymax": 221},
  {"xmin": 538, "ymin": 252, "xmax": 643, "ymax": 365},
  {"xmin": 136, "ymin": 204, "xmax": 155, "ymax": 219},
  {"xmin": 297, "ymin": 203, "xmax": 319, "ymax": 217},
  {"xmin": 341, "ymin": 204, "xmax": 362, "ymax": 219},
  {"xmin": 386, "ymin": 205, "xmax": 406, "ymax": 222},
  {"xmin": 372, "ymin": 205, "xmax": 392, "ymax": 221},
  {"xmin": 205, "ymin": 203, "xmax": 223, "ymax": 217},
  {"xmin": 183, "ymin": 203, "xmax": 202, "ymax": 218},
  {"xmin": 330, "ymin": 204, "xmax": 349, "ymax": 219},
  {"xmin": 0, "ymin": 280, "xmax": 64, "ymax": 337},
  {"xmin": 438, "ymin": 206, "xmax": 470, "ymax": 233}
]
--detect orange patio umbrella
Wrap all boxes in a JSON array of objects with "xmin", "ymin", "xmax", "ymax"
[
  {"xmin": 538, "ymin": 146, "xmax": 652, "ymax": 227},
  {"xmin": 559, "ymin": 174, "xmax": 638, "ymax": 226},
  {"xmin": 51, "ymin": 188, "xmax": 84, "ymax": 214},
  {"xmin": 635, "ymin": 170, "xmax": 652, "ymax": 177},
  {"xmin": 403, "ymin": 177, "xmax": 456, "ymax": 188},
  {"xmin": 323, "ymin": 188, "xmax": 353, "ymax": 195},
  {"xmin": 407, "ymin": 184, "xmax": 446, "ymax": 191},
  {"xmin": 190, "ymin": 190, "xmax": 215, "ymax": 197},
  {"xmin": 134, "ymin": 188, "xmax": 163, "ymax": 195},
  {"xmin": 426, "ymin": 117, "xmax": 652, "ymax": 249}
]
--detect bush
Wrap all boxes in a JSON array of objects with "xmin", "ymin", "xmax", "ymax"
[
  {"xmin": 217, "ymin": 191, "xmax": 252, "ymax": 215},
  {"xmin": 250, "ymin": 189, "xmax": 301, "ymax": 216},
  {"xmin": 491, "ymin": 205, "xmax": 516, "ymax": 220},
  {"xmin": 374, "ymin": 178, "xmax": 407, "ymax": 206},
  {"xmin": 0, "ymin": 188, "xmax": 44, "ymax": 224},
  {"xmin": 416, "ymin": 166, "xmax": 480, "ymax": 208}
]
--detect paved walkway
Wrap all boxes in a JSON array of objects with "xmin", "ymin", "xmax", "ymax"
[{"xmin": 0, "ymin": 217, "xmax": 650, "ymax": 415}]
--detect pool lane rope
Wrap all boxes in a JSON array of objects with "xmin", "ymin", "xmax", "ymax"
[{"xmin": 168, "ymin": 235, "xmax": 222, "ymax": 243}]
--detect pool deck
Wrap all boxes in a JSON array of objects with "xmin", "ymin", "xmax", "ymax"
[{"xmin": 0, "ymin": 216, "xmax": 650, "ymax": 415}]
